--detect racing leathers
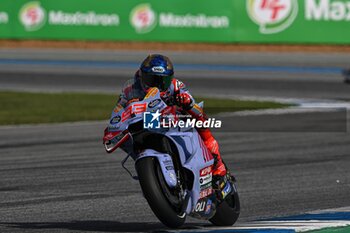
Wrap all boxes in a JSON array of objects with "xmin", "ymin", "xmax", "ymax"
[{"xmin": 117, "ymin": 70, "xmax": 227, "ymax": 177}]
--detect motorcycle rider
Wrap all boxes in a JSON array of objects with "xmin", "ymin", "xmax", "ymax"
[{"xmin": 117, "ymin": 54, "xmax": 227, "ymax": 180}]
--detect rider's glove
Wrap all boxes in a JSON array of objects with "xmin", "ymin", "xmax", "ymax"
[{"xmin": 175, "ymin": 93, "xmax": 194, "ymax": 110}]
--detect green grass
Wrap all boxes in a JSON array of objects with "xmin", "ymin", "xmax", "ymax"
[
  {"xmin": 0, "ymin": 91, "xmax": 291, "ymax": 125},
  {"xmin": 197, "ymin": 96, "xmax": 289, "ymax": 114}
]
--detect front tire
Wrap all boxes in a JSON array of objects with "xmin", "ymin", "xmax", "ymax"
[
  {"xmin": 209, "ymin": 183, "xmax": 240, "ymax": 226},
  {"xmin": 135, "ymin": 157, "xmax": 186, "ymax": 228}
]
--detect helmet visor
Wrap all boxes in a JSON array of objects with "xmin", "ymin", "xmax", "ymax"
[{"xmin": 142, "ymin": 74, "xmax": 173, "ymax": 91}]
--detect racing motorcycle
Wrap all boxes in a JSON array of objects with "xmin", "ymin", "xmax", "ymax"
[{"xmin": 103, "ymin": 87, "xmax": 240, "ymax": 228}]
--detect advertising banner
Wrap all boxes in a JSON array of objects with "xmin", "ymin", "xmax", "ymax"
[
  {"xmin": 0, "ymin": 0, "xmax": 350, "ymax": 44},
  {"xmin": 235, "ymin": 0, "xmax": 350, "ymax": 44},
  {"xmin": 0, "ymin": 0, "xmax": 234, "ymax": 42}
]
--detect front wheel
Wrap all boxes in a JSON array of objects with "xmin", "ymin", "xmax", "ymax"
[
  {"xmin": 209, "ymin": 183, "xmax": 240, "ymax": 226},
  {"xmin": 135, "ymin": 157, "xmax": 186, "ymax": 228}
]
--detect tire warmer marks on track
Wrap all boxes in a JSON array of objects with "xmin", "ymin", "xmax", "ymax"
[{"xmin": 165, "ymin": 207, "xmax": 350, "ymax": 233}]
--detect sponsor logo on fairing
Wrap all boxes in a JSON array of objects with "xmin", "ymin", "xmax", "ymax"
[
  {"xmin": 200, "ymin": 165, "xmax": 212, "ymax": 177},
  {"xmin": 195, "ymin": 200, "xmax": 206, "ymax": 212},
  {"xmin": 148, "ymin": 99, "xmax": 161, "ymax": 108},
  {"xmin": 199, "ymin": 173, "xmax": 212, "ymax": 186},
  {"xmin": 200, "ymin": 188, "xmax": 213, "ymax": 199},
  {"xmin": 166, "ymin": 165, "xmax": 174, "ymax": 170},
  {"xmin": 113, "ymin": 104, "xmax": 123, "ymax": 113},
  {"xmin": 200, "ymin": 182, "xmax": 212, "ymax": 190},
  {"xmin": 221, "ymin": 182, "xmax": 232, "ymax": 199},
  {"xmin": 110, "ymin": 116, "xmax": 121, "ymax": 124},
  {"xmin": 200, "ymin": 166, "xmax": 213, "ymax": 189},
  {"xmin": 205, "ymin": 199, "xmax": 212, "ymax": 214}
]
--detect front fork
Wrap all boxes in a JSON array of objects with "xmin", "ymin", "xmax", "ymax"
[
  {"xmin": 136, "ymin": 149, "xmax": 190, "ymax": 215},
  {"xmin": 136, "ymin": 149, "xmax": 178, "ymax": 188}
]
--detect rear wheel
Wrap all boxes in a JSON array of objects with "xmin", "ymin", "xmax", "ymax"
[
  {"xmin": 209, "ymin": 183, "xmax": 240, "ymax": 226},
  {"xmin": 135, "ymin": 157, "xmax": 185, "ymax": 228}
]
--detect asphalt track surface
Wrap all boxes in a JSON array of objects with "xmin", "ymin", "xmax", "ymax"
[
  {"xmin": 0, "ymin": 49, "xmax": 350, "ymax": 232},
  {"xmin": 0, "ymin": 49, "xmax": 350, "ymax": 100}
]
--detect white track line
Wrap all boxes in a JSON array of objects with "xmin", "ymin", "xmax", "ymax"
[
  {"xmin": 235, "ymin": 220, "xmax": 350, "ymax": 232},
  {"xmin": 168, "ymin": 206, "xmax": 350, "ymax": 233}
]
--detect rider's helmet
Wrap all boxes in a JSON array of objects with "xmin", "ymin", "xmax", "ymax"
[{"xmin": 139, "ymin": 54, "xmax": 174, "ymax": 92}]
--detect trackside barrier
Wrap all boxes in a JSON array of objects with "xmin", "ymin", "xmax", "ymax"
[{"xmin": 0, "ymin": 0, "xmax": 350, "ymax": 44}]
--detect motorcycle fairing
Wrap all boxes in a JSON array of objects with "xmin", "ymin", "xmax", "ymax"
[
  {"xmin": 104, "ymin": 88, "xmax": 217, "ymax": 218},
  {"xmin": 136, "ymin": 149, "xmax": 177, "ymax": 188},
  {"xmin": 164, "ymin": 130, "xmax": 216, "ymax": 218}
]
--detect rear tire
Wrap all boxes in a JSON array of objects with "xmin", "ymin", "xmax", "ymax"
[
  {"xmin": 209, "ymin": 183, "xmax": 240, "ymax": 226},
  {"xmin": 135, "ymin": 157, "xmax": 186, "ymax": 228}
]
